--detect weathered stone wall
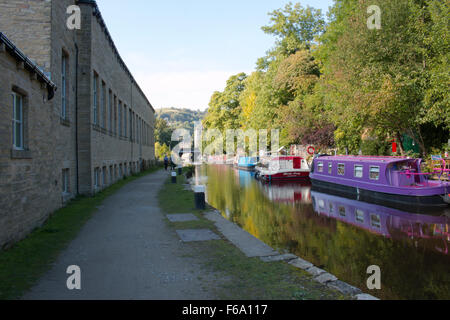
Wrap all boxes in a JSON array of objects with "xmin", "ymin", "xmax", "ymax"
[
  {"xmin": 78, "ymin": 2, "xmax": 155, "ymax": 194},
  {"xmin": 0, "ymin": 0, "xmax": 156, "ymax": 248},
  {"xmin": 51, "ymin": 0, "xmax": 78, "ymax": 200},
  {"xmin": 0, "ymin": 0, "xmax": 52, "ymax": 72},
  {"xmin": 0, "ymin": 46, "xmax": 60, "ymax": 249}
]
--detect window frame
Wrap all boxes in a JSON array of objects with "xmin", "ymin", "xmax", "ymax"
[
  {"xmin": 62, "ymin": 169, "xmax": 70, "ymax": 193},
  {"xmin": 317, "ymin": 161, "xmax": 324, "ymax": 173},
  {"xmin": 93, "ymin": 73, "xmax": 99, "ymax": 125},
  {"xmin": 12, "ymin": 92, "xmax": 24, "ymax": 150},
  {"xmin": 354, "ymin": 164, "xmax": 364, "ymax": 178},
  {"xmin": 337, "ymin": 163, "xmax": 345, "ymax": 176},
  {"xmin": 61, "ymin": 52, "xmax": 68, "ymax": 120},
  {"xmin": 370, "ymin": 166, "xmax": 381, "ymax": 181}
]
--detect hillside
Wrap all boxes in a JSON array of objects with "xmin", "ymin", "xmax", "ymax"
[{"xmin": 156, "ymin": 108, "xmax": 206, "ymax": 132}]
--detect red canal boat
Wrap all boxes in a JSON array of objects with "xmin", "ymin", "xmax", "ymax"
[{"xmin": 255, "ymin": 156, "xmax": 310, "ymax": 182}]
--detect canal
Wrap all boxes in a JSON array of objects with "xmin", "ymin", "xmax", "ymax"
[{"xmin": 196, "ymin": 164, "xmax": 450, "ymax": 300}]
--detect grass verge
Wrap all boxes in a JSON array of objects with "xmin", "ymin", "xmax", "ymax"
[
  {"xmin": 0, "ymin": 166, "xmax": 162, "ymax": 300},
  {"xmin": 158, "ymin": 172, "xmax": 350, "ymax": 300}
]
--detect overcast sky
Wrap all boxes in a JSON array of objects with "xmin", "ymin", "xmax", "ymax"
[{"xmin": 96, "ymin": 0, "xmax": 334, "ymax": 111}]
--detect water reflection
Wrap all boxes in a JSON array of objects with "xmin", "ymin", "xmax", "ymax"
[
  {"xmin": 311, "ymin": 191, "xmax": 449, "ymax": 254},
  {"xmin": 199, "ymin": 164, "xmax": 450, "ymax": 300}
]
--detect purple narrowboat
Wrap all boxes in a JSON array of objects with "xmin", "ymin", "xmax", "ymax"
[{"xmin": 310, "ymin": 155, "xmax": 450, "ymax": 207}]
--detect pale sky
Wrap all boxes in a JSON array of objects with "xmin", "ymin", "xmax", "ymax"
[{"xmin": 96, "ymin": 0, "xmax": 334, "ymax": 111}]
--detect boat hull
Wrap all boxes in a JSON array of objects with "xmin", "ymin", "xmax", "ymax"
[
  {"xmin": 311, "ymin": 178, "xmax": 449, "ymax": 208},
  {"xmin": 258, "ymin": 171, "xmax": 309, "ymax": 182}
]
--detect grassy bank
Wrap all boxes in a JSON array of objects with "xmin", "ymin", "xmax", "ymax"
[
  {"xmin": 158, "ymin": 172, "xmax": 349, "ymax": 300},
  {"xmin": 0, "ymin": 166, "xmax": 161, "ymax": 300}
]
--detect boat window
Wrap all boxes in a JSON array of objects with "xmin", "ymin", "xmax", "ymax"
[
  {"xmin": 355, "ymin": 209, "xmax": 364, "ymax": 223},
  {"xmin": 318, "ymin": 162, "xmax": 324, "ymax": 172},
  {"xmin": 338, "ymin": 206, "xmax": 346, "ymax": 217},
  {"xmin": 370, "ymin": 166, "xmax": 380, "ymax": 180},
  {"xmin": 328, "ymin": 162, "xmax": 333, "ymax": 174},
  {"xmin": 354, "ymin": 165, "xmax": 363, "ymax": 178},
  {"xmin": 370, "ymin": 214, "xmax": 381, "ymax": 228},
  {"xmin": 338, "ymin": 163, "xmax": 345, "ymax": 176},
  {"xmin": 329, "ymin": 203, "xmax": 334, "ymax": 214}
]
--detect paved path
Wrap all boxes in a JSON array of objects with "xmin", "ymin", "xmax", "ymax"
[{"xmin": 24, "ymin": 170, "xmax": 218, "ymax": 300}]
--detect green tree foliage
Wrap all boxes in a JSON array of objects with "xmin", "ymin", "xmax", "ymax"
[
  {"xmin": 154, "ymin": 118, "xmax": 174, "ymax": 147},
  {"xmin": 204, "ymin": 1, "xmax": 449, "ymax": 156},
  {"xmin": 155, "ymin": 142, "xmax": 171, "ymax": 161}
]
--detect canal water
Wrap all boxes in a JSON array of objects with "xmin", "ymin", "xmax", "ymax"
[{"xmin": 196, "ymin": 164, "xmax": 450, "ymax": 300}]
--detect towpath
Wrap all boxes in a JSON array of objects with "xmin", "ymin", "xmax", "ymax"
[{"xmin": 24, "ymin": 169, "xmax": 218, "ymax": 300}]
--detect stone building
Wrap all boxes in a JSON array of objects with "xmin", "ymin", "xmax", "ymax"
[{"xmin": 0, "ymin": 1, "xmax": 155, "ymax": 249}]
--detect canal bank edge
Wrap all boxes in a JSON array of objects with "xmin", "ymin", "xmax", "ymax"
[{"xmin": 194, "ymin": 184, "xmax": 380, "ymax": 300}]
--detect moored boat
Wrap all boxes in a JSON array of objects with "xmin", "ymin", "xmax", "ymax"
[
  {"xmin": 236, "ymin": 156, "xmax": 259, "ymax": 170},
  {"xmin": 310, "ymin": 155, "xmax": 450, "ymax": 207},
  {"xmin": 255, "ymin": 156, "xmax": 310, "ymax": 182}
]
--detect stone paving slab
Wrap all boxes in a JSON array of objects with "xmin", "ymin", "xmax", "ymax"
[
  {"xmin": 204, "ymin": 211, "xmax": 278, "ymax": 258},
  {"xmin": 305, "ymin": 266, "xmax": 326, "ymax": 277},
  {"xmin": 176, "ymin": 229, "xmax": 221, "ymax": 242},
  {"xmin": 327, "ymin": 280, "xmax": 362, "ymax": 296},
  {"xmin": 167, "ymin": 214, "xmax": 199, "ymax": 222},
  {"xmin": 288, "ymin": 258, "xmax": 314, "ymax": 270},
  {"xmin": 356, "ymin": 293, "xmax": 380, "ymax": 300},
  {"xmin": 260, "ymin": 254, "xmax": 297, "ymax": 262},
  {"xmin": 314, "ymin": 273, "xmax": 338, "ymax": 284}
]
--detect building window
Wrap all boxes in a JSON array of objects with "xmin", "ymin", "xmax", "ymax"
[
  {"xmin": 61, "ymin": 52, "xmax": 68, "ymax": 120},
  {"xmin": 101, "ymin": 81, "xmax": 106, "ymax": 128},
  {"xmin": 109, "ymin": 166, "xmax": 113, "ymax": 184},
  {"xmin": 102, "ymin": 166, "xmax": 107, "ymax": 186},
  {"xmin": 94, "ymin": 167, "xmax": 100, "ymax": 188},
  {"xmin": 62, "ymin": 169, "xmax": 70, "ymax": 193},
  {"xmin": 93, "ymin": 73, "xmax": 99, "ymax": 125},
  {"xmin": 354, "ymin": 165, "xmax": 363, "ymax": 178},
  {"xmin": 124, "ymin": 105, "xmax": 127, "ymax": 138},
  {"xmin": 370, "ymin": 166, "xmax": 380, "ymax": 180},
  {"xmin": 109, "ymin": 90, "xmax": 113, "ymax": 132},
  {"xmin": 118, "ymin": 101, "xmax": 122, "ymax": 136},
  {"xmin": 129, "ymin": 109, "xmax": 133, "ymax": 140},
  {"xmin": 337, "ymin": 163, "xmax": 345, "ymax": 176},
  {"xmin": 113, "ymin": 95, "xmax": 117, "ymax": 135},
  {"xmin": 12, "ymin": 92, "xmax": 24, "ymax": 150}
]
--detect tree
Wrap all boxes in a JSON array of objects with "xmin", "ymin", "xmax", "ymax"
[
  {"xmin": 154, "ymin": 118, "xmax": 174, "ymax": 147},
  {"xmin": 261, "ymin": 2, "xmax": 325, "ymax": 55}
]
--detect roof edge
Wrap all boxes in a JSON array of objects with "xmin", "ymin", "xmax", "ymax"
[{"xmin": 0, "ymin": 32, "xmax": 57, "ymax": 100}]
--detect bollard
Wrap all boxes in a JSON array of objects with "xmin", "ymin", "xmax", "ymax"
[
  {"xmin": 171, "ymin": 171, "xmax": 177, "ymax": 183},
  {"xmin": 177, "ymin": 166, "xmax": 182, "ymax": 176},
  {"xmin": 194, "ymin": 185, "xmax": 206, "ymax": 210}
]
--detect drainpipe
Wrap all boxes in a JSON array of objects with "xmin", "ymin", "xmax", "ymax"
[{"xmin": 75, "ymin": 43, "xmax": 80, "ymax": 195}]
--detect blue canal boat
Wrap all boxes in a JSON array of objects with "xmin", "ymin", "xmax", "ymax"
[{"xmin": 236, "ymin": 156, "xmax": 259, "ymax": 171}]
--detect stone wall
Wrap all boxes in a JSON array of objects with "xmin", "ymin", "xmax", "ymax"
[
  {"xmin": 0, "ymin": 0, "xmax": 156, "ymax": 248},
  {"xmin": 78, "ymin": 2, "xmax": 155, "ymax": 194},
  {"xmin": 0, "ymin": 44, "xmax": 59, "ymax": 249},
  {"xmin": 0, "ymin": 0, "xmax": 52, "ymax": 72}
]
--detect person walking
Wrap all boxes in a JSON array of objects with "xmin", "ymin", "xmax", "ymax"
[{"xmin": 164, "ymin": 155, "xmax": 169, "ymax": 171}]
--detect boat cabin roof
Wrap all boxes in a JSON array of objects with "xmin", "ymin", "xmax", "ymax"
[
  {"xmin": 316, "ymin": 155, "xmax": 419, "ymax": 165},
  {"xmin": 272, "ymin": 156, "xmax": 305, "ymax": 161}
]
